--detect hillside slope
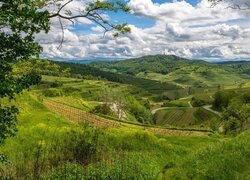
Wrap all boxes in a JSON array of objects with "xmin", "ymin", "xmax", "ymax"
[{"xmin": 89, "ymin": 55, "xmax": 250, "ymax": 87}]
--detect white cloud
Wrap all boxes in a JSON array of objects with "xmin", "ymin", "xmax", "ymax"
[
  {"xmin": 91, "ymin": 26, "xmax": 104, "ymax": 32},
  {"xmin": 37, "ymin": 0, "xmax": 250, "ymax": 60}
]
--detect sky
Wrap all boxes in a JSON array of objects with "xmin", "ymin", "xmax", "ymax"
[{"xmin": 36, "ymin": 0, "xmax": 250, "ymax": 61}]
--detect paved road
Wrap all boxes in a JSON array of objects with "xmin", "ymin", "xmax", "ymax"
[
  {"xmin": 188, "ymin": 101, "xmax": 193, "ymax": 108},
  {"xmin": 151, "ymin": 103, "xmax": 222, "ymax": 118},
  {"xmin": 151, "ymin": 107, "xmax": 186, "ymax": 115},
  {"xmin": 203, "ymin": 105, "xmax": 222, "ymax": 117},
  {"xmin": 151, "ymin": 101, "xmax": 193, "ymax": 115}
]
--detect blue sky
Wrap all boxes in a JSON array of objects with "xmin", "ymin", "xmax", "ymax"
[
  {"xmin": 73, "ymin": 0, "xmax": 201, "ymax": 34},
  {"xmin": 38, "ymin": 0, "xmax": 250, "ymax": 61}
]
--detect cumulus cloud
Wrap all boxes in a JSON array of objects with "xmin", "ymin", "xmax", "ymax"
[{"xmin": 37, "ymin": 0, "xmax": 250, "ymax": 60}]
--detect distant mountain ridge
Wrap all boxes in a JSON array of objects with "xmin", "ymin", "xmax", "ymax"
[{"xmin": 88, "ymin": 54, "xmax": 250, "ymax": 87}]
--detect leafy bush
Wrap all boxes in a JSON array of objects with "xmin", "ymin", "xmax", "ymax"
[{"xmin": 91, "ymin": 104, "xmax": 115, "ymax": 117}]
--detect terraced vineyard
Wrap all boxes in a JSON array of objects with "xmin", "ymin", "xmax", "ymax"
[
  {"xmin": 47, "ymin": 96, "xmax": 100, "ymax": 111},
  {"xmin": 42, "ymin": 98, "xmax": 119, "ymax": 128},
  {"xmin": 40, "ymin": 97, "xmax": 212, "ymax": 136}
]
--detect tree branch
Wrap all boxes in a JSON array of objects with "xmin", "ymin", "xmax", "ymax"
[
  {"xmin": 58, "ymin": 16, "xmax": 64, "ymax": 49},
  {"xmin": 209, "ymin": 0, "xmax": 250, "ymax": 10},
  {"xmin": 47, "ymin": 0, "xmax": 131, "ymax": 47}
]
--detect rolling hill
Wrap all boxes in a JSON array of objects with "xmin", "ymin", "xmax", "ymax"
[{"xmin": 89, "ymin": 55, "xmax": 250, "ymax": 87}]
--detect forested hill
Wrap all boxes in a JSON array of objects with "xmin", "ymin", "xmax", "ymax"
[
  {"xmin": 89, "ymin": 55, "xmax": 250, "ymax": 76},
  {"xmin": 54, "ymin": 61, "xmax": 179, "ymax": 93},
  {"xmin": 89, "ymin": 55, "xmax": 211, "ymax": 75}
]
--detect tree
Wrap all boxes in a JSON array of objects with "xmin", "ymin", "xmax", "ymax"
[
  {"xmin": 209, "ymin": 0, "xmax": 250, "ymax": 10},
  {"xmin": 0, "ymin": 0, "xmax": 130, "ymax": 149},
  {"xmin": 213, "ymin": 91, "xmax": 233, "ymax": 110},
  {"xmin": 223, "ymin": 98, "xmax": 250, "ymax": 133},
  {"xmin": 47, "ymin": 0, "xmax": 131, "ymax": 45},
  {"xmin": 0, "ymin": 0, "xmax": 48, "ymax": 147},
  {"xmin": 125, "ymin": 96, "xmax": 153, "ymax": 124}
]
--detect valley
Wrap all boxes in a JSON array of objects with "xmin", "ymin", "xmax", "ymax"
[
  {"xmin": 1, "ymin": 1, "xmax": 250, "ymax": 179},
  {"xmin": 1, "ymin": 56, "xmax": 250, "ymax": 179}
]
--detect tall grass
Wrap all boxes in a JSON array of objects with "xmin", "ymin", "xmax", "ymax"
[
  {"xmin": 1, "ymin": 93, "xmax": 248, "ymax": 179},
  {"xmin": 165, "ymin": 130, "xmax": 250, "ymax": 179}
]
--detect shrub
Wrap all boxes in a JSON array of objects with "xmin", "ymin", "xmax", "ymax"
[{"xmin": 91, "ymin": 104, "xmax": 115, "ymax": 117}]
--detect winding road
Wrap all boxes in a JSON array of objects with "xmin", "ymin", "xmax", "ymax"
[
  {"xmin": 203, "ymin": 105, "xmax": 222, "ymax": 117},
  {"xmin": 151, "ymin": 102, "xmax": 221, "ymax": 118},
  {"xmin": 151, "ymin": 107, "xmax": 182, "ymax": 115}
]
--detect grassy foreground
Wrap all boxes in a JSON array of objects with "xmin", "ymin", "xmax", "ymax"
[{"xmin": 0, "ymin": 93, "xmax": 249, "ymax": 179}]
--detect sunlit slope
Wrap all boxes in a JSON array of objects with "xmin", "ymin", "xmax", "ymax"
[{"xmin": 90, "ymin": 55, "xmax": 250, "ymax": 87}]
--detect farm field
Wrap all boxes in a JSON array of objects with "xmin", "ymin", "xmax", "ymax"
[
  {"xmin": 46, "ymin": 96, "xmax": 101, "ymax": 111},
  {"xmin": 154, "ymin": 107, "xmax": 220, "ymax": 128},
  {"xmin": 154, "ymin": 108, "xmax": 196, "ymax": 126}
]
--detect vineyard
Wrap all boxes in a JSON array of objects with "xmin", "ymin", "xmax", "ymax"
[
  {"xmin": 154, "ymin": 108, "xmax": 198, "ymax": 126},
  {"xmin": 43, "ymin": 98, "xmax": 119, "ymax": 128},
  {"xmin": 41, "ymin": 98, "xmax": 212, "ymax": 136},
  {"xmin": 47, "ymin": 96, "xmax": 100, "ymax": 111}
]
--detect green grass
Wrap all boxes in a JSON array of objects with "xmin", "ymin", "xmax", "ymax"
[
  {"xmin": 38, "ymin": 75, "xmax": 132, "ymax": 101},
  {"xmin": 165, "ymin": 130, "xmax": 250, "ymax": 179},
  {"xmin": 0, "ymin": 92, "xmax": 220, "ymax": 179},
  {"xmin": 163, "ymin": 97, "xmax": 191, "ymax": 107},
  {"xmin": 42, "ymin": 75, "xmax": 82, "ymax": 83},
  {"xmin": 2, "ymin": 58, "xmax": 249, "ymax": 179},
  {"xmin": 1, "ymin": 91, "xmax": 248, "ymax": 179}
]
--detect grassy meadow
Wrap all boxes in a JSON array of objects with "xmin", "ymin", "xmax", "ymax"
[
  {"xmin": 1, "ymin": 57, "xmax": 249, "ymax": 179},
  {"xmin": 0, "ymin": 93, "xmax": 220, "ymax": 179}
]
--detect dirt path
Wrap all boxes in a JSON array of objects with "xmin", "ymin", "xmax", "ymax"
[{"xmin": 41, "ymin": 98, "xmax": 212, "ymax": 136}]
